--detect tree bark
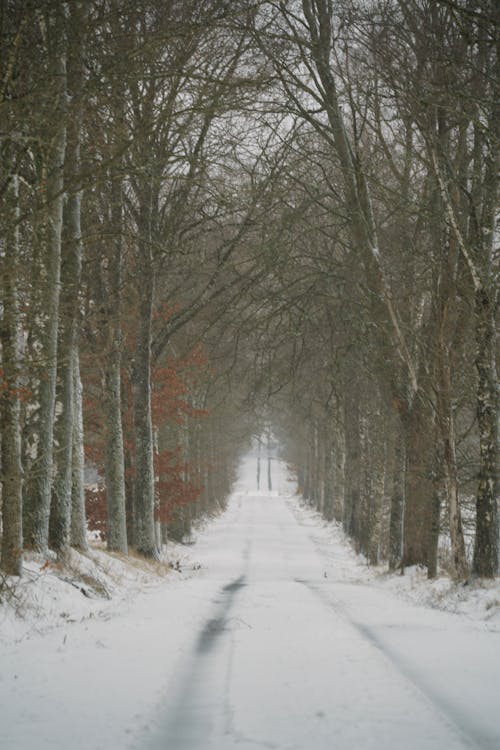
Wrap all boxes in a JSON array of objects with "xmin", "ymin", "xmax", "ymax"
[
  {"xmin": 104, "ymin": 355, "xmax": 128, "ymax": 555},
  {"xmin": 103, "ymin": 175, "xmax": 128, "ymax": 555},
  {"xmin": 470, "ymin": 22, "xmax": 499, "ymax": 577},
  {"xmin": 436, "ymin": 350, "xmax": 468, "ymax": 579},
  {"xmin": 267, "ymin": 429, "xmax": 272, "ymax": 492},
  {"xmin": 49, "ymin": 7, "xmax": 85, "ymax": 557},
  {"xmin": 343, "ymin": 382, "xmax": 361, "ymax": 544},
  {"xmin": 388, "ymin": 419, "xmax": 405, "ymax": 572},
  {"xmin": 70, "ymin": 352, "xmax": 88, "ymax": 551},
  {"xmin": 401, "ymin": 397, "xmax": 437, "ymax": 570},
  {"xmin": 24, "ymin": 15, "xmax": 67, "ymax": 552},
  {"xmin": 333, "ymin": 411, "xmax": 345, "ymax": 523},
  {"xmin": 132, "ymin": 259, "xmax": 157, "ymax": 558},
  {"xmin": 0, "ymin": 173, "xmax": 23, "ymax": 576},
  {"xmin": 472, "ymin": 287, "xmax": 499, "ymax": 576}
]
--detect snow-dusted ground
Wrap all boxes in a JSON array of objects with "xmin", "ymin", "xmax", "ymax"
[{"xmin": 1, "ymin": 456, "xmax": 499, "ymax": 750}]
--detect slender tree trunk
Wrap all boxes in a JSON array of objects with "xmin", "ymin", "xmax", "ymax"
[
  {"xmin": 388, "ymin": 418, "xmax": 405, "ymax": 572},
  {"xmin": 267, "ymin": 429, "xmax": 272, "ymax": 492},
  {"xmin": 49, "ymin": 339, "xmax": 75, "ymax": 557},
  {"xmin": 323, "ymin": 428, "xmax": 335, "ymax": 522},
  {"xmin": 104, "ymin": 355, "xmax": 128, "ymax": 554},
  {"xmin": 206, "ymin": 426, "xmax": 216, "ymax": 512},
  {"xmin": 103, "ymin": 177, "xmax": 128, "ymax": 555},
  {"xmin": 343, "ymin": 384, "xmax": 361, "ymax": 544},
  {"xmin": 132, "ymin": 261, "xmax": 157, "ymax": 558},
  {"xmin": 0, "ymin": 173, "xmax": 23, "ymax": 576},
  {"xmin": 257, "ymin": 437, "xmax": 261, "ymax": 490},
  {"xmin": 427, "ymin": 427, "xmax": 441, "ymax": 580},
  {"xmin": 358, "ymin": 409, "xmax": 371, "ymax": 556},
  {"xmin": 49, "ymin": 191, "xmax": 81, "ymax": 555},
  {"xmin": 302, "ymin": 443, "xmax": 311, "ymax": 502},
  {"xmin": 367, "ymin": 409, "xmax": 386, "ymax": 566},
  {"xmin": 70, "ymin": 352, "xmax": 88, "ymax": 551},
  {"xmin": 333, "ymin": 411, "xmax": 345, "ymax": 523},
  {"xmin": 179, "ymin": 416, "xmax": 192, "ymax": 540},
  {"xmin": 124, "ymin": 442, "xmax": 136, "ymax": 547}
]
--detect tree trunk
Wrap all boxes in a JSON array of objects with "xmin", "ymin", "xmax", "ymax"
[
  {"xmin": 367, "ymin": 409, "xmax": 387, "ymax": 566},
  {"xmin": 343, "ymin": 385, "xmax": 361, "ymax": 543},
  {"xmin": 401, "ymin": 397, "xmax": 437, "ymax": 571},
  {"xmin": 257, "ymin": 437, "xmax": 261, "ymax": 490},
  {"xmin": 103, "ymin": 175, "xmax": 128, "ymax": 555},
  {"xmin": 470, "ymin": 23, "xmax": 499, "ymax": 578},
  {"xmin": 49, "ymin": 0, "xmax": 86, "ymax": 559},
  {"xmin": 388, "ymin": 419, "xmax": 405, "ymax": 572},
  {"xmin": 70, "ymin": 352, "xmax": 88, "ymax": 551},
  {"xmin": 323, "ymin": 430, "xmax": 335, "ymax": 522},
  {"xmin": 104, "ymin": 355, "xmax": 128, "ymax": 554},
  {"xmin": 24, "ymin": 23, "xmax": 67, "ymax": 552},
  {"xmin": 333, "ymin": 412, "xmax": 345, "ymax": 523},
  {"xmin": 267, "ymin": 429, "xmax": 272, "ymax": 492},
  {"xmin": 472, "ymin": 286, "xmax": 499, "ymax": 577},
  {"xmin": 49, "ymin": 337, "xmax": 75, "ymax": 557},
  {"xmin": 132, "ymin": 265, "xmax": 157, "ymax": 558},
  {"xmin": 436, "ymin": 350, "xmax": 468, "ymax": 579},
  {"xmin": 0, "ymin": 173, "xmax": 23, "ymax": 576},
  {"xmin": 124, "ymin": 443, "xmax": 136, "ymax": 547}
]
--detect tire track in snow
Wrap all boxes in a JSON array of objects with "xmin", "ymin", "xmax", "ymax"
[
  {"xmin": 294, "ymin": 578, "xmax": 487, "ymax": 750},
  {"xmin": 143, "ymin": 534, "xmax": 254, "ymax": 750}
]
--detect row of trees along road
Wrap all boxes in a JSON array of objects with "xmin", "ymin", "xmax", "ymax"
[{"xmin": 1, "ymin": 0, "xmax": 498, "ymax": 581}]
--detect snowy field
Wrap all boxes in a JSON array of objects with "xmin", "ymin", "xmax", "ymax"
[{"xmin": 1, "ymin": 456, "xmax": 499, "ymax": 750}]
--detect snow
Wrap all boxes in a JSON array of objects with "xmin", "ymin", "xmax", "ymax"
[{"xmin": 1, "ymin": 455, "xmax": 499, "ymax": 750}]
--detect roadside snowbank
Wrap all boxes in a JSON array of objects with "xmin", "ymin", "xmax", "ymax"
[
  {"xmin": 0, "ymin": 543, "xmax": 193, "ymax": 644},
  {"xmin": 290, "ymin": 498, "xmax": 500, "ymax": 628}
]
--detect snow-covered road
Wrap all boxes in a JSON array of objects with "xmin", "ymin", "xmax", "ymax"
[
  {"xmin": 2, "ymin": 457, "xmax": 499, "ymax": 750},
  {"xmin": 141, "ymin": 459, "xmax": 499, "ymax": 750}
]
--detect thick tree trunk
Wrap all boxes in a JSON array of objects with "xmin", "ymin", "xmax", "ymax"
[
  {"xmin": 401, "ymin": 397, "xmax": 438, "ymax": 571},
  {"xmin": 470, "ymin": 27, "xmax": 499, "ymax": 578},
  {"xmin": 0, "ymin": 174, "xmax": 23, "ymax": 576},
  {"xmin": 49, "ymin": 1, "xmax": 86, "ymax": 559},
  {"xmin": 24, "ymin": 30, "xmax": 67, "ymax": 552},
  {"xmin": 436, "ymin": 352, "xmax": 468, "ymax": 579}
]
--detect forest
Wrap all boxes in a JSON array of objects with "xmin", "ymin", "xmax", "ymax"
[{"xmin": 0, "ymin": 0, "xmax": 498, "ymax": 584}]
